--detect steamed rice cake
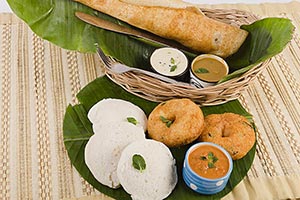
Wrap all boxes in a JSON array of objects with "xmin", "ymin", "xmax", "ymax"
[
  {"xmin": 88, "ymin": 98, "xmax": 148, "ymax": 131},
  {"xmin": 84, "ymin": 121, "xmax": 145, "ymax": 188},
  {"xmin": 117, "ymin": 139, "xmax": 177, "ymax": 200}
]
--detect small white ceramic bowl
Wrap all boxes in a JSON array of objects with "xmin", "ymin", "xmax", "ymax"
[{"xmin": 150, "ymin": 47, "xmax": 189, "ymax": 80}]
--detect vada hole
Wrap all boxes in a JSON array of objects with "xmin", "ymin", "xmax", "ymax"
[
  {"xmin": 170, "ymin": 116, "xmax": 176, "ymax": 124},
  {"xmin": 222, "ymin": 129, "xmax": 230, "ymax": 137}
]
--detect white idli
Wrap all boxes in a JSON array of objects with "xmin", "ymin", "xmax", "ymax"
[
  {"xmin": 88, "ymin": 98, "xmax": 147, "ymax": 131},
  {"xmin": 85, "ymin": 121, "xmax": 145, "ymax": 188},
  {"xmin": 117, "ymin": 139, "xmax": 177, "ymax": 200}
]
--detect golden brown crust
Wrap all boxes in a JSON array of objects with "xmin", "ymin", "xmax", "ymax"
[
  {"xmin": 147, "ymin": 98, "xmax": 204, "ymax": 147},
  {"xmin": 198, "ymin": 113, "xmax": 256, "ymax": 160},
  {"xmin": 74, "ymin": 0, "xmax": 248, "ymax": 57},
  {"xmin": 119, "ymin": 0, "xmax": 199, "ymax": 9}
]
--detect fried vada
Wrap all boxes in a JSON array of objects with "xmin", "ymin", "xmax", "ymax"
[
  {"xmin": 147, "ymin": 98, "xmax": 204, "ymax": 147},
  {"xmin": 199, "ymin": 113, "xmax": 255, "ymax": 160}
]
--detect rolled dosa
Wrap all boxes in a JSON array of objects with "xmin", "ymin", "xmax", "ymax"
[
  {"xmin": 75, "ymin": 0, "xmax": 248, "ymax": 58},
  {"xmin": 120, "ymin": 0, "xmax": 199, "ymax": 9}
]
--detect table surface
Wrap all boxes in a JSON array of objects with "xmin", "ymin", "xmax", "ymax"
[{"xmin": 1, "ymin": 1, "xmax": 300, "ymax": 200}]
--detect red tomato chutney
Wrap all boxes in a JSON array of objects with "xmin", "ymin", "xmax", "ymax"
[{"xmin": 188, "ymin": 145, "xmax": 230, "ymax": 179}]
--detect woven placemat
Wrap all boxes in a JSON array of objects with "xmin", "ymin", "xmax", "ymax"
[{"xmin": 0, "ymin": 2, "xmax": 300, "ymax": 200}]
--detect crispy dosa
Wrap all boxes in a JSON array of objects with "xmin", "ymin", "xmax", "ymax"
[
  {"xmin": 75, "ymin": 0, "xmax": 248, "ymax": 57},
  {"xmin": 119, "ymin": 0, "xmax": 202, "ymax": 10}
]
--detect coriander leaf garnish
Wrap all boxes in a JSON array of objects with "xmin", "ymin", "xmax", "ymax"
[
  {"xmin": 170, "ymin": 65, "xmax": 177, "ymax": 72},
  {"xmin": 208, "ymin": 162, "xmax": 215, "ymax": 168},
  {"xmin": 212, "ymin": 156, "xmax": 218, "ymax": 163},
  {"xmin": 170, "ymin": 57, "xmax": 176, "ymax": 64},
  {"xmin": 200, "ymin": 156, "xmax": 207, "ymax": 160},
  {"xmin": 195, "ymin": 68, "xmax": 209, "ymax": 74},
  {"xmin": 169, "ymin": 58, "xmax": 180, "ymax": 72},
  {"xmin": 200, "ymin": 152, "xmax": 218, "ymax": 168},
  {"xmin": 127, "ymin": 117, "xmax": 138, "ymax": 125},
  {"xmin": 160, "ymin": 116, "xmax": 174, "ymax": 128},
  {"xmin": 207, "ymin": 152, "xmax": 214, "ymax": 159},
  {"xmin": 132, "ymin": 154, "xmax": 146, "ymax": 172}
]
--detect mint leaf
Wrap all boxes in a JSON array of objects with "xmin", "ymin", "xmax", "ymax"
[
  {"xmin": 208, "ymin": 162, "xmax": 215, "ymax": 168},
  {"xmin": 127, "ymin": 117, "xmax": 138, "ymax": 125},
  {"xmin": 212, "ymin": 156, "xmax": 218, "ymax": 163},
  {"xmin": 132, "ymin": 154, "xmax": 146, "ymax": 172},
  {"xmin": 195, "ymin": 68, "xmax": 209, "ymax": 74},
  {"xmin": 170, "ymin": 65, "xmax": 177, "ymax": 72},
  {"xmin": 208, "ymin": 152, "xmax": 214, "ymax": 159},
  {"xmin": 170, "ymin": 57, "xmax": 175, "ymax": 64},
  {"xmin": 160, "ymin": 116, "xmax": 174, "ymax": 128},
  {"xmin": 200, "ymin": 156, "xmax": 207, "ymax": 160},
  {"xmin": 203, "ymin": 152, "xmax": 218, "ymax": 168}
]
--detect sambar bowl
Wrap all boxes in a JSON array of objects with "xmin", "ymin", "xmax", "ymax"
[{"xmin": 183, "ymin": 142, "xmax": 233, "ymax": 195}]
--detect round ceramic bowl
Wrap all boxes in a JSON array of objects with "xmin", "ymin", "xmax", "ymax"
[
  {"xmin": 190, "ymin": 54, "xmax": 229, "ymax": 88},
  {"xmin": 150, "ymin": 47, "xmax": 189, "ymax": 81},
  {"xmin": 182, "ymin": 142, "xmax": 233, "ymax": 195}
]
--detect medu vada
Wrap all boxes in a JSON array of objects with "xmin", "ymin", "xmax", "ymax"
[
  {"xmin": 147, "ymin": 98, "xmax": 204, "ymax": 147},
  {"xmin": 199, "ymin": 113, "xmax": 255, "ymax": 160}
]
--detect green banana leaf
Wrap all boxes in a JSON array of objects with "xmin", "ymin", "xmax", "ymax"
[
  {"xmin": 8, "ymin": 0, "xmax": 294, "ymax": 77},
  {"xmin": 63, "ymin": 76, "xmax": 256, "ymax": 200},
  {"xmin": 220, "ymin": 17, "xmax": 294, "ymax": 82}
]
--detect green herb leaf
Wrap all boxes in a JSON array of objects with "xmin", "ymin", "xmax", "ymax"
[
  {"xmin": 200, "ymin": 156, "xmax": 207, "ymax": 160},
  {"xmin": 204, "ymin": 152, "xmax": 218, "ymax": 168},
  {"xmin": 127, "ymin": 117, "xmax": 138, "ymax": 125},
  {"xmin": 132, "ymin": 154, "xmax": 146, "ymax": 172},
  {"xmin": 195, "ymin": 68, "xmax": 209, "ymax": 74},
  {"xmin": 160, "ymin": 116, "xmax": 174, "ymax": 128},
  {"xmin": 208, "ymin": 162, "xmax": 215, "ymax": 168},
  {"xmin": 170, "ymin": 57, "xmax": 175, "ymax": 64},
  {"xmin": 166, "ymin": 121, "xmax": 173, "ymax": 127},
  {"xmin": 160, "ymin": 116, "xmax": 169, "ymax": 123},
  {"xmin": 170, "ymin": 65, "xmax": 177, "ymax": 72},
  {"xmin": 208, "ymin": 152, "xmax": 214, "ymax": 159},
  {"xmin": 212, "ymin": 156, "xmax": 219, "ymax": 163}
]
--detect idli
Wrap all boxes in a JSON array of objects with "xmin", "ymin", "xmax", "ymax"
[
  {"xmin": 88, "ymin": 98, "xmax": 147, "ymax": 131},
  {"xmin": 117, "ymin": 139, "xmax": 177, "ymax": 200},
  {"xmin": 85, "ymin": 121, "xmax": 145, "ymax": 188}
]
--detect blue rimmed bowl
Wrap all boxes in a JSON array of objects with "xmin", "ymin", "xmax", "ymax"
[{"xmin": 182, "ymin": 142, "xmax": 233, "ymax": 195}]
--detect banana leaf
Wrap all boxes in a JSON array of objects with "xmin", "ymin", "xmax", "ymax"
[
  {"xmin": 63, "ymin": 76, "xmax": 256, "ymax": 200},
  {"xmin": 8, "ymin": 0, "xmax": 294, "ymax": 76},
  {"xmin": 221, "ymin": 17, "xmax": 294, "ymax": 82}
]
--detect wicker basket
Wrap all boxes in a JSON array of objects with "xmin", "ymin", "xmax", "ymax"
[{"xmin": 105, "ymin": 8, "xmax": 270, "ymax": 106}]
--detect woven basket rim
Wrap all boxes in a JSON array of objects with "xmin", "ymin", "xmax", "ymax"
[{"xmin": 102, "ymin": 8, "xmax": 269, "ymax": 106}]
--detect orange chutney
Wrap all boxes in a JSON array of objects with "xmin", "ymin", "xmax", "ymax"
[{"xmin": 188, "ymin": 145, "xmax": 229, "ymax": 179}]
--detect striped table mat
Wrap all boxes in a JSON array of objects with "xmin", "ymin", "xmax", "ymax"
[{"xmin": 0, "ymin": 1, "xmax": 300, "ymax": 200}]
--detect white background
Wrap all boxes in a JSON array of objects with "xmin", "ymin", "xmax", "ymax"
[
  {"xmin": 1, "ymin": 0, "xmax": 12, "ymax": 12},
  {"xmin": 0, "ymin": 0, "xmax": 299, "ymax": 13}
]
